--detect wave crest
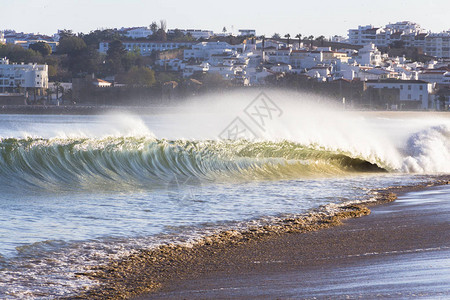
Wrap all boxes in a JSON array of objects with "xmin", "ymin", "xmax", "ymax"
[{"xmin": 0, "ymin": 138, "xmax": 387, "ymax": 191}]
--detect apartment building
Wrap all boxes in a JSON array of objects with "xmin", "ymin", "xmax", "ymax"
[
  {"xmin": 183, "ymin": 42, "xmax": 244, "ymax": 61},
  {"xmin": 0, "ymin": 58, "xmax": 48, "ymax": 93},
  {"xmin": 385, "ymin": 21, "xmax": 424, "ymax": 34},
  {"xmin": 120, "ymin": 27, "xmax": 153, "ymax": 39},
  {"xmin": 424, "ymin": 32, "xmax": 450, "ymax": 59},
  {"xmin": 348, "ymin": 25, "xmax": 386, "ymax": 46},
  {"xmin": 99, "ymin": 41, "xmax": 195, "ymax": 56},
  {"xmin": 348, "ymin": 21, "xmax": 449, "ymax": 58},
  {"xmin": 167, "ymin": 29, "xmax": 213, "ymax": 40}
]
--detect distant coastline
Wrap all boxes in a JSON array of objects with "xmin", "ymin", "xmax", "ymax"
[
  {"xmin": 0, "ymin": 104, "xmax": 448, "ymax": 116},
  {"xmin": 0, "ymin": 105, "xmax": 175, "ymax": 115}
]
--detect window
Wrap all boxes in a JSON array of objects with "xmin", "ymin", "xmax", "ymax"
[
  {"xmin": 419, "ymin": 95, "xmax": 423, "ymax": 101},
  {"xmin": 400, "ymin": 85, "xmax": 403, "ymax": 90},
  {"xmin": 419, "ymin": 85, "xmax": 423, "ymax": 90},
  {"xmin": 408, "ymin": 85, "xmax": 411, "ymax": 90},
  {"xmin": 408, "ymin": 94, "xmax": 411, "ymax": 100}
]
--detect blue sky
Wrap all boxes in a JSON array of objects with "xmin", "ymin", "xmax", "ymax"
[{"xmin": 1, "ymin": 0, "xmax": 449, "ymax": 37}]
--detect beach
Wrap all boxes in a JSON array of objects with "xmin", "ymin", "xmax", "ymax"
[
  {"xmin": 0, "ymin": 104, "xmax": 448, "ymax": 298},
  {"xmin": 132, "ymin": 183, "xmax": 449, "ymax": 299}
]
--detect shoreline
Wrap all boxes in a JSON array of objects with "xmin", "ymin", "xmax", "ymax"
[
  {"xmin": 74, "ymin": 175, "xmax": 450, "ymax": 299},
  {"xmin": 0, "ymin": 104, "xmax": 449, "ymax": 116}
]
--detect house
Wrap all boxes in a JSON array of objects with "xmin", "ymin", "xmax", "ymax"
[
  {"xmin": 239, "ymin": 29, "xmax": 256, "ymax": 37},
  {"xmin": 167, "ymin": 29, "xmax": 213, "ymax": 40},
  {"xmin": 92, "ymin": 78, "xmax": 112, "ymax": 87},
  {"xmin": 418, "ymin": 68, "xmax": 449, "ymax": 84},
  {"xmin": 353, "ymin": 44, "xmax": 382, "ymax": 66},
  {"xmin": 365, "ymin": 79, "xmax": 433, "ymax": 109},
  {"xmin": 99, "ymin": 41, "xmax": 195, "ymax": 56},
  {"xmin": 120, "ymin": 27, "xmax": 153, "ymax": 39},
  {"xmin": 183, "ymin": 42, "xmax": 243, "ymax": 61},
  {"xmin": 183, "ymin": 62, "xmax": 210, "ymax": 77}
]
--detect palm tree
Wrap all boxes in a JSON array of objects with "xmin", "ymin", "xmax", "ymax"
[
  {"xmin": 315, "ymin": 35, "xmax": 325, "ymax": 46},
  {"xmin": 308, "ymin": 35, "xmax": 314, "ymax": 47},
  {"xmin": 284, "ymin": 33, "xmax": 291, "ymax": 46},
  {"xmin": 54, "ymin": 82, "xmax": 61, "ymax": 100},
  {"xmin": 272, "ymin": 33, "xmax": 281, "ymax": 39},
  {"xmin": 260, "ymin": 35, "xmax": 266, "ymax": 62},
  {"xmin": 46, "ymin": 88, "xmax": 52, "ymax": 103},
  {"xmin": 295, "ymin": 34, "xmax": 302, "ymax": 48}
]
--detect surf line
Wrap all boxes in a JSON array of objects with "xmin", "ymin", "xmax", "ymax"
[{"xmin": 75, "ymin": 176, "xmax": 450, "ymax": 299}]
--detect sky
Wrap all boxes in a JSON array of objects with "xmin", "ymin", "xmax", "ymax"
[{"xmin": 1, "ymin": 0, "xmax": 449, "ymax": 38}]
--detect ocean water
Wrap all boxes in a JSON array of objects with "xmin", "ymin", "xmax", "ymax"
[{"xmin": 0, "ymin": 91, "xmax": 449, "ymax": 298}]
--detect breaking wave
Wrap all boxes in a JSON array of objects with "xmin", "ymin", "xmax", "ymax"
[
  {"xmin": 1, "ymin": 123, "xmax": 448, "ymax": 192},
  {"xmin": 0, "ymin": 137, "xmax": 390, "ymax": 191}
]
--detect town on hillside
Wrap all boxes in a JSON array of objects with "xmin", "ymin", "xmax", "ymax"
[{"xmin": 0, "ymin": 21, "xmax": 449, "ymax": 110}]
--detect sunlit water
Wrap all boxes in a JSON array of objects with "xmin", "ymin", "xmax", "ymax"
[{"xmin": 0, "ymin": 91, "xmax": 449, "ymax": 298}]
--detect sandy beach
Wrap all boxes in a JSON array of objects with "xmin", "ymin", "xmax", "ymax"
[
  {"xmin": 134, "ymin": 183, "xmax": 450, "ymax": 299},
  {"xmin": 74, "ymin": 179, "xmax": 450, "ymax": 299}
]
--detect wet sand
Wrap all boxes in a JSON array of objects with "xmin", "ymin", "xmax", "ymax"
[{"xmin": 136, "ymin": 184, "xmax": 450, "ymax": 299}]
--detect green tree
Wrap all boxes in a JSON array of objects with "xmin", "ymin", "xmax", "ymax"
[
  {"xmin": 29, "ymin": 42, "xmax": 52, "ymax": 56},
  {"xmin": 152, "ymin": 29, "xmax": 167, "ymax": 41},
  {"xmin": 315, "ymin": 35, "xmax": 325, "ymax": 46},
  {"xmin": 166, "ymin": 29, "xmax": 195, "ymax": 42},
  {"xmin": 150, "ymin": 22, "xmax": 159, "ymax": 33},
  {"xmin": 57, "ymin": 36, "xmax": 91, "ymax": 76},
  {"xmin": 272, "ymin": 33, "xmax": 281, "ymax": 39},
  {"xmin": 57, "ymin": 29, "xmax": 75, "ymax": 40},
  {"xmin": 105, "ymin": 40, "xmax": 127, "ymax": 75},
  {"xmin": 57, "ymin": 36, "xmax": 87, "ymax": 55},
  {"xmin": 81, "ymin": 29, "xmax": 122, "ymax": 48},
  {"xmin": 122, "ymin": 48, "xmax": 143, "ymax": 71},
  {"xmin": 0, "ymin": 44, "xmax": 43, "ymax": 63},
  {"xmin": 121, "ymin": 66, "xmax": 155, "ymax": 86}
]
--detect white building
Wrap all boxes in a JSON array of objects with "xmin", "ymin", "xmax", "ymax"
[
  {"xmin": 365, "ymin": 79, "xmax": 433, "ymax": 109},
  {"xmin": 330, "ymin": 35, "xmax": 347, "ymax": 43},
  {"xmin": 167, "ymin": 29, "xmax": 213, "ymax": 40},
  {"xmin": 183, "ymin": 42, "xmax": 244, "ymax": 61},
  {"xmin": 0, "ymin": 31, "xmax": 5, "ymax": 44},
  {"xmin": 0, "ymin": 58, "xmax": 48, "ymax": 92},
  {"xmin": 120, "ymin": 27, "xmax": 153, "ymax": 39},
  {"xmin": 155, "ymin": 58, "xmax": 186, "ymax": 71},
  {"xmin": 99, "ymin": 41, "xmax": 195, "ymax": 56},
  {"xmin": 424, "ymin": 31, "xmax": 450, "ymax": 59},
  {"xmin": 348, "ymin": 21, "xmax": 431, "ymax": 51},
  {"xmin": 418, "ymin": 69, "xmax": 449, "ymax": 85},
  {"xmin": 348, "ymin": 25, "xmax": 385, "ymax": 46},
  {"xmin": 385, "ymin": 21, "xmax": 424, "ymax": 34},
  {"xmin": 239, "ymin": 29, "xmax": 256, "ymax": 36},
  {"xmin": 353, "ymin": 44, "xmax": 382, "ymax": 66},
  {"xmin": 183, "ymin": 62, "xmax": 210, "ymax": 77}
]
